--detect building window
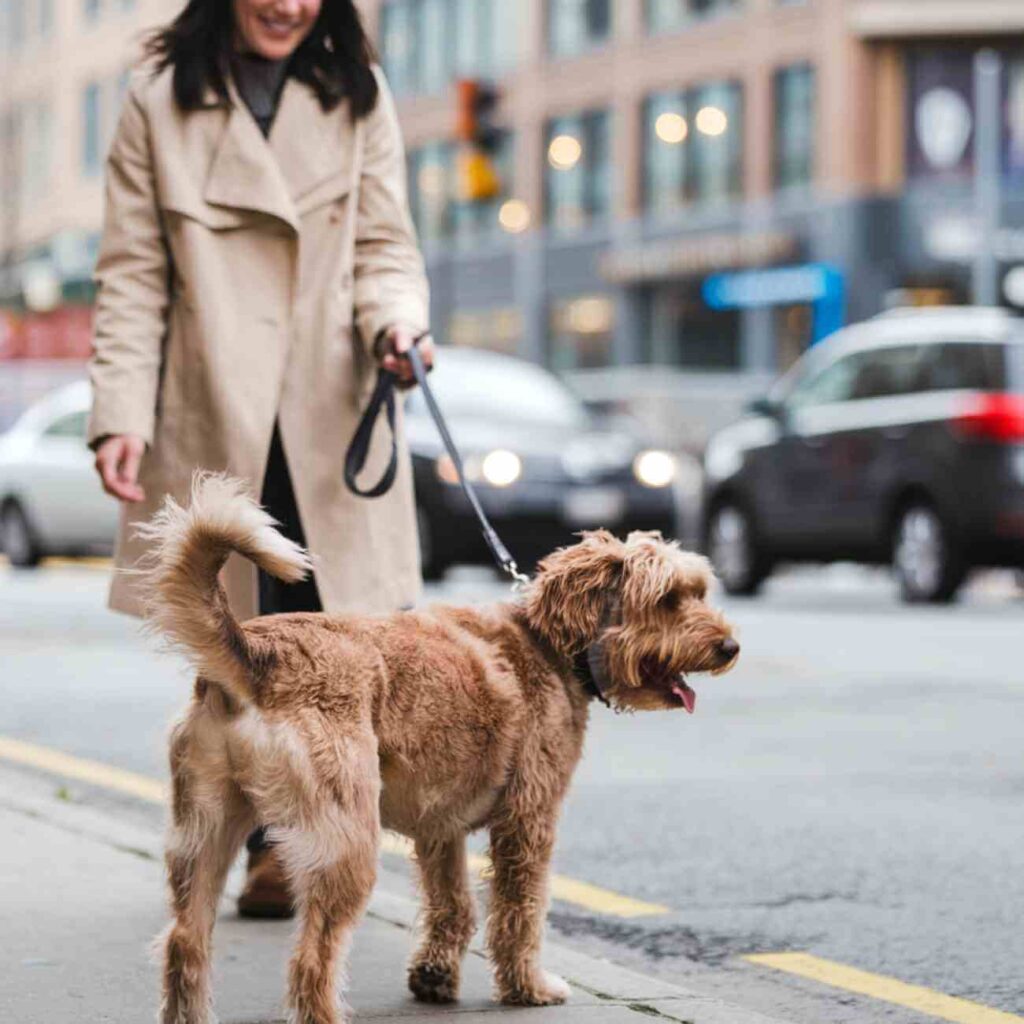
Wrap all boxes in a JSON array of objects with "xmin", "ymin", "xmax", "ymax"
[
  {"xmin": 549, "ymin": 294, "xmax": 615, "ymax": 370},
  {"xmin": 37, "ymin": 0, "xmax": 54, "ymax": 37},
  {"xmin": 548, "ymin": 0, "xmax": 610, "ymax": 59},
  {"xmin": 20, "ymin": 99, "xmax": 54, "ymax": 201},
  {"xmin": 643, "ymin": 81, "xmax": 743, "ymax": 212},
  {"xmin": 82, "ymin": 82, "xmax": 102, "ymax": 177},
  {"xmin": 644, "ymin": 283, "xmax": 741, "ymax": 369},
  {"xmin": 774, "ymin": 64, "xmax": 814, "ymax": 190},
  {"xmin": 646, "ymin": 0, "xmax": 739, "ymax": 34},
  {"xmin": 545, "ymin": 110, "xmax": 611, "ymax": 233},
  {"xmin": 380, "ymin": 0, "xmax": 518, "ymax": 98},
  {"xmin": 408, "ymin": 141, "xmax": 455, "ymax": 244},
  {"xmin": 906, "ymin": 47, "xmax": 1024, "ymax": 183},
  {"xmin": 10, "ymin": 0, "xmax": 27, "ymax": 47}
]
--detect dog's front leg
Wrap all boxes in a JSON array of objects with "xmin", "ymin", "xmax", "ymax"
[
  {"xmin": 408, "ymin": 834, "xmax": 476, "ymax": 1003},
  {"xmin": 486, "ymin": 808, "xmax": 571, "ymax": 1006}
]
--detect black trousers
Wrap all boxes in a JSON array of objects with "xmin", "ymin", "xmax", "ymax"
[{"xmin": 249, "ymin": 423, "xmax": 322, "ymax": 855}]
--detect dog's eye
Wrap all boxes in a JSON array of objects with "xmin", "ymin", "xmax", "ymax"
[{"xmin": 659, "ymin": 590, "xmax": 681, "ymax": 611}]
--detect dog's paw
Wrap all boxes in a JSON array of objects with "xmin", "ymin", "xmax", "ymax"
[
  {"xmin": 408, "ymin": 962, "xmax": 460, "ymax": 1004},
  {"xmin": 500, "ymin": 971, "xmax": 571, "ymax": 1007}
]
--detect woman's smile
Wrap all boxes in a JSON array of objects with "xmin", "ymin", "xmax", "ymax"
[{"xmin": 234, "ymin": 0, "xmax": 322, "ymax": 60}]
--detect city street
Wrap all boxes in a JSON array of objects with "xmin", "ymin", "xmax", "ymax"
[{"xmin": 1, "ymin": 560, "xmax": 1022, "ymax": 1024}]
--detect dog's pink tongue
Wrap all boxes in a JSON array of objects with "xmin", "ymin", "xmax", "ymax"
[{"xmin": 672, "ymin": 679, "xmax": 697, "ymax": 714}]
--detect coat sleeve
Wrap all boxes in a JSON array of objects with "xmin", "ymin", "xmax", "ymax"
[
  {"xmin": 87, "ymin": 79, "xmax": 170, "ymax": 449},
  {"xmin": 352, "ymin": 67, "xmax": 430, "ymax": 350}
]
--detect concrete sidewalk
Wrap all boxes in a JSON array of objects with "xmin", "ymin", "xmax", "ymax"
[{"xmin": 0, "ymin": 765, "xmax": 790, "ymax": 1024}]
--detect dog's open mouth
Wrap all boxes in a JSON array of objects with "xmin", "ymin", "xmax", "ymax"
[
  {"xmin": 641, "ymin": 659, "xmax": 699, "ymax": 713},
  {"xmin": 670, "ymin": 674, "xmax": 697, "ymax": 714}
]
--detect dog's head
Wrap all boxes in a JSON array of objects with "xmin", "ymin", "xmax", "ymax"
[{"xmin": 524, "ymin": 530, "xmax": 738, "ymax": 713}]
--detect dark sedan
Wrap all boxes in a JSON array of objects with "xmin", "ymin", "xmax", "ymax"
[
  {"xmin": 405, "ymin": 348, "xmax": 680, "ymax": 579},
  {"xmin": 702, "ymin": 307, "xmax": 1024, "ymax": 603}
]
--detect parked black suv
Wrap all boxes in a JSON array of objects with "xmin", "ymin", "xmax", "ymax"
[{"xmin": 703, "ymin": 308, "xmax": 1024, "ymax": 602}]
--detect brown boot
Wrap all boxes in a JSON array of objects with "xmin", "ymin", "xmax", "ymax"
[{"xmin": 237, "ymin": 845, "xmax": 295, "ymax": 919}]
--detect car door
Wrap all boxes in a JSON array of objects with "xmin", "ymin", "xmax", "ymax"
[
  {"xmin": 763, "ymin": 349, "xmax": 866, "ymax": 552},
  {"xmin": 818, "ymin": 343, "xmax": 926, "ymax": 551},
  {"xmin": 25, "ymin": 409, "xmax": 117, "ymax": 550}
]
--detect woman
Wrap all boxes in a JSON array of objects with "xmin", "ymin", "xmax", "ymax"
[{"xmin": 87, "ymin": 0, "xmax": 434, "ymax": 915}]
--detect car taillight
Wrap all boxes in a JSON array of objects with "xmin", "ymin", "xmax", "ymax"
[{"xmin": 953, "ymin": 392, "xmax": 1024, "ymax": 442}]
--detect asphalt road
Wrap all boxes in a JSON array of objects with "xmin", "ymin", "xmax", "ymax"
[{"xmin": 1, "ymin": 561, "xmax": 1022, "ymax": 1023}]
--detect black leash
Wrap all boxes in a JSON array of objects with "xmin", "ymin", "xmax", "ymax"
[{"xmin": 344, "ymin": 333, "xmax": 529, "ymax": 588}]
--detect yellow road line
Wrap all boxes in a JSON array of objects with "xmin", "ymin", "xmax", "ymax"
[
  {"xmin": 0, "ymin": 555, "xmax": 111, "ymax": 570},
  {"xmin": 0, "ymin": 735, "xmax": 668, "ymax": 919},
  {"xmin": 0, "ymin": 736, "xmax": 166, "ymax": 804},
  {"xmin": 746, "ymin": 952, "xmax": 1024, "ymax": 1024}
]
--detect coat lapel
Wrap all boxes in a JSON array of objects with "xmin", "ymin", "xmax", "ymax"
[
  {"xmin": 270, "ymin": 79, "xmax": 357, "ymax": 211},
  {"xmin": 203, "ymin": 77, "xmax": 299, "ymax": 232}
]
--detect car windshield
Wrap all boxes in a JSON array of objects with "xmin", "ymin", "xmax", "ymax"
[{"xmin": 406, "ymin": 355, "xmax": 588, "ymax": 429}]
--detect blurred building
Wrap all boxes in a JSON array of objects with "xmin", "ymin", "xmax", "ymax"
[
  {"xmin": 368, "ymin": 0, "xmax": 1024, "ymax": 377},
  {"xmin": 0, "ymin": 0, "xmax": 174, "ymax": 371},
  {"xmin": 2, "ymin": 0, "xmax": 1024, "ymax": 394}
]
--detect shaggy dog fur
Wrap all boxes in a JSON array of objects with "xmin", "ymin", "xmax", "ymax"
[{"xmin": 141, "ymin": 474, "xmax": 739, "ymax": 1024}]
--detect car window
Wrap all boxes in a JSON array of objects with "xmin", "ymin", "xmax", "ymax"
[
  {"xmin": 785, "ymin": 352, "xmax": 864, "ymax": 409},
  {"xmin": 405, "ymin": 357, "xmax": 587, "ymax": 428},
  {"xmin": 911, "ymin": 342, "xmax": 1006, "ymax": 392},
  {"xmin": 847, "ymin": 345, "xmax": 923, "ymax": 400},
  {"xmin": 43, "ymin": 410, "xmax": 88, "ymax": 438}
]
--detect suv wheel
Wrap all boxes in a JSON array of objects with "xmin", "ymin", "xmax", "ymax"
[
  {"xmin": 1, "ymin": 501, "xmax": 43, "ymax": 568},
  {"xmin": 707, "ymin": 502, "xmax": 770, "ymax": 596},
  {"xmin": 893, "ymin": 503, "xmax": 965, "ymax": 604}
]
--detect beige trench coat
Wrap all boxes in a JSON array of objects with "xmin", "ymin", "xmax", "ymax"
[{"xmin": 88, "ymin": 64, "xmax": 429, "ymax": 620}]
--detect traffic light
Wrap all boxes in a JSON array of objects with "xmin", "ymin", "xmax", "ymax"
[{"xmin": 456, "ymin": 78, "xmax": 502, "ymax": 202}]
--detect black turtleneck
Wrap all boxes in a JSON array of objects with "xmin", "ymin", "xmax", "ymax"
[{"xmin": 231, "ymin": 52, "xmax": 290, "ymax": 138}]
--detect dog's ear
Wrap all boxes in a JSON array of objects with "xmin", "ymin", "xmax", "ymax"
[
  {"xmin": 620, "ymin": 531, "xmax": 678, "ymax": 611},
  {"xmin": 525, "ymin": 530, "xmax": 624, "ymax": 653}
]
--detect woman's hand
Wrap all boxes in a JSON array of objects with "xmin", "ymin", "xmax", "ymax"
[
  {"xmin": 94, "ymin": 434, "xmax": 147, "ymax": 503},
  {"xmin": 375, "ymin": 324, "xmax": 435, "ymax": 391}
]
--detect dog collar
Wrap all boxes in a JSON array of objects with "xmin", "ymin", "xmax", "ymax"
[{"xmin": 573, "ymin": 643, "xmax": 612, "ymax": 708}]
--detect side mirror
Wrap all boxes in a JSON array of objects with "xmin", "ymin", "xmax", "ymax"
[{"xmin": 745, "ymin": 396, "xmax": 783, "ymax": 419}]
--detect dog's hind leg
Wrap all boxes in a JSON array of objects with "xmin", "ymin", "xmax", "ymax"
[
  {"xmin": 486, "ymin": 805, "xmax": 571, "ymax": 1007},
  {"xmin": 161, "ymin": 708, "xmax": 254, "ymax": 1024},
  {"xmin": 280, "ymin": 739, "xmax": 381, "ymax": 1024},
  {"xmin": 408, "ymin": 835, "xmax": 476, "ymax": 1003}
]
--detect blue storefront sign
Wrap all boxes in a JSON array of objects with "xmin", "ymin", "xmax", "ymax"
[{"xmin": 702, "ymin": 263, "xmax": 846, "ymax": 344}]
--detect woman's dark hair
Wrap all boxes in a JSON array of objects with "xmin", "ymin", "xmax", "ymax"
[{"xmin": 145, "ymin": 0, "xmax": 380, "ymax": 118}]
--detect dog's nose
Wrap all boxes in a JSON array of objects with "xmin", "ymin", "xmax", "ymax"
[{"xmin": 718, "ymin": 638, "xmax": 739, "ymax": 661}]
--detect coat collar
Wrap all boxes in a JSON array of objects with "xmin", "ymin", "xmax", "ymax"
[{"xmin": 203, "ymin": 74, "xmax": 355, "ymax": 233}]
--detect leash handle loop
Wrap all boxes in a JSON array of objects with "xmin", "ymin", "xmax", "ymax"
[{"xmin": 343, "ymin": 333, "xmax": 529, "ymax": 588}]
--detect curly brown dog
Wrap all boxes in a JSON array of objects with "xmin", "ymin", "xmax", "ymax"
[{"xmin": 140, "ymin": 474, "xmax": 739, "ymax": 1024}]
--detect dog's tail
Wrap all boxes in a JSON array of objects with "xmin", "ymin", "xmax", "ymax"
[{"xmin": 135, "ymin": 472, "xmax": 313, "ymax": 705}]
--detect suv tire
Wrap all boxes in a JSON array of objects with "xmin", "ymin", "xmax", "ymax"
[
  {"xmin": 1, "ymin": 501, "xmax": 43, "ymax": 568},
  {"xmin": 893, "ymin": 502, "xmax": 965, "ymax": 604},
  {"xmin": 707, "ymin": 501, "xmax": 770, "ymax": 596}
]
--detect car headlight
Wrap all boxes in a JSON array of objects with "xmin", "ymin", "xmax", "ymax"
[
  {"xmin": 481, "ymin": 449, "xmax": 522, "ymax": 487},
  {"xmin": 633, "ymin": 449, "xmax": 677, "ymax": 488},
  {"xmin": 435, "ymin": 450, "xmax": 522, "ymax": 487}
]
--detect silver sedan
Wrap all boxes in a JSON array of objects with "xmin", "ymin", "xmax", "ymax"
[{"xmin": 0, "ymin": 381, "xmax": 117, "ymax": 566}]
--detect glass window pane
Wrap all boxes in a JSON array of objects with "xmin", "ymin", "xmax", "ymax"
[
  {"xmin": 82, "ymin": 82, "xmax": 101, "ymax": 177},
  {"xmin": 644, "ymin": 91, "xmax": 689, "ymax": 213},
  {"xmin": 549, "ymin": 0, "xmax": 610, "ymax": 59},
  {"xmin": 381, "ymin": 1, "xmax": 418, "ymax": 96},
  {"xmin": 545, "ymin": 110, "xmax": 611, "ymax": 233},
  {"xmin": 409, "ymin": 141, "xmax": 455, "ymax": 243},
  {"xmin": 774, "ymin": 64, "xmax": 815, "ymax": 190},
  {"xmin": 419, "ymin": 0, "xmax": 450, "ymax": 93},
  {"xmin": 691, "ymin": 81, "xmax": 742, "ymax": 205},
  {"xmin": 647, "ymin": 0, "xmax": 738, "ymax": 33}
]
